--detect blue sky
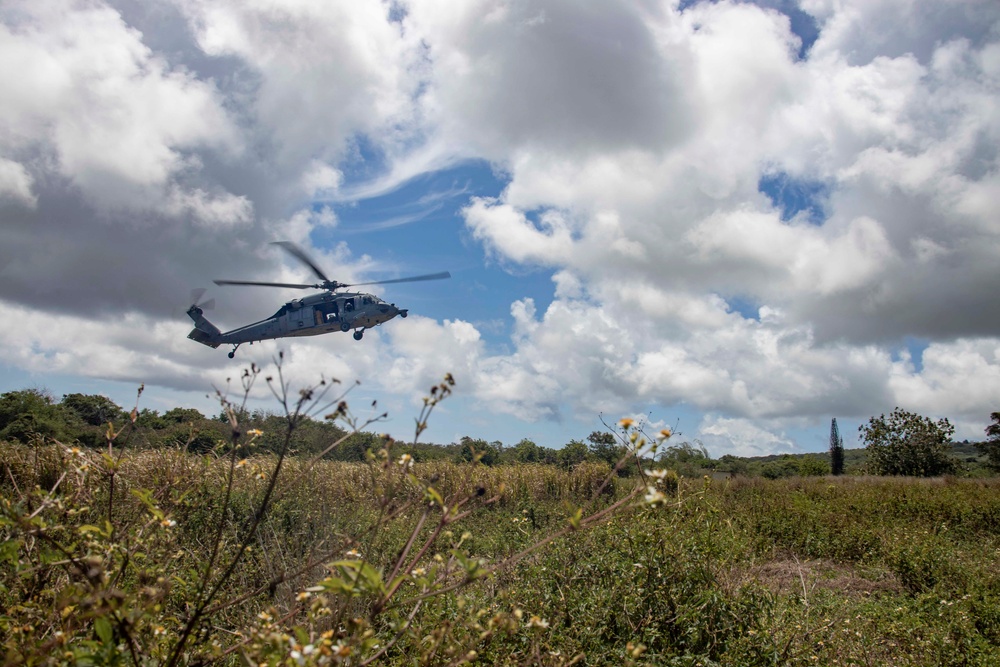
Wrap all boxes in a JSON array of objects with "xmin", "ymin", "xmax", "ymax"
[{"xmin": 0, "ymin": 0, "xmax": 998, "ymax": 457}]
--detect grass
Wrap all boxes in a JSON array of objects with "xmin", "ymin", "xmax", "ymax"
[{"xmin": 4, "ymin": 436, "xmax": 1000, "ymax": 666}]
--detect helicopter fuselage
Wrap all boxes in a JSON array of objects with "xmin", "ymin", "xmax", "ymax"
[{"xmin": 187, "ymin": 290, "xmax": 407, "ymax": 354}]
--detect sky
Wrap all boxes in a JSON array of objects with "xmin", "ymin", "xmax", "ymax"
[{"xmin": 1, "ymin": 0, "xmax": 999, "ymax": 456}]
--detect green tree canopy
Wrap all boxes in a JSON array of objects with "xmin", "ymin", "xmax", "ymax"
[
  {"xmin": 61, "ymin": 393, "xmax": 125, "ymax": 426},
  {"xmin": 0, "ymin": 389, "xmax": 56, "ymax": 431},
  {"xmin": 456, "ymin": 436, "xmax": 499, "ymax": 466},
  {"xmin": 163, "ymin": 407, "xmax": 206, "ymax": 424},
  {"xmin": 0, "ymin": 389, "xmax": 65, "ymax": 442},
  {"xmin": 586, "ymin": 430, "xmax": 620, "ymax": 466},
  {"xmin": 977, "ymin": 411, "xmax": 1000, "ymax": 471},
  {"xmin": 558, "ymin": 439, "xmax": 590, "ymax": 469},
  {"xmin": 510, "ymin": 438, "xmax": 544, "ymax": 463},
  {"xmin": 860, "ymin": 407, "xmax": 957, "ymax": 477}
]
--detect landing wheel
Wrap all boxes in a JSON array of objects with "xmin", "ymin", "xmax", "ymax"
[
  {"xmin": 340, "ymin": 321, "xmax": 350, "ymax": 332},
  {"xmin": 353, "ymin": 330, "xmax": 364, "ymax": 341},
  {"xmin": 400, "ymin": 311, "xmax": 408, "ymax": 318},
  {"xmin": 228, "ymin": 351, "xmax": 235, "ymax": 359}
]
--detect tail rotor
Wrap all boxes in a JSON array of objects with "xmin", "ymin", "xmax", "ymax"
[{"xmin": 190, "ymin": 288, "xmax": 215, "ymax": 313}]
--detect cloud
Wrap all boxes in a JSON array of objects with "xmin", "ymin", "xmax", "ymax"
[
  {"xmin": 1, "ymin": 0, "xmax": 998, "ymax": 454},
  {"xmin": 697, "ymin": 415, "xmax": 798, "ymax": 458},
  {"xmin": 0, "ymin": 158, "xmax": 36, "ymax": 207},
  {"xmin": 0, "ymin": 0, "xmax": 240, "ymax": 207}
]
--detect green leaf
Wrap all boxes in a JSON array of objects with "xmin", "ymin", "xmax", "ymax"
[
  {"xmin": 94, "ymin": 616, "xmax": 113, "ymax": 645},
  {"xmin": 317, "ymin": 560, "xmax": 387, "ymax": 597},
  {"xmin": 425, "ymin": 486, "xmax": 444, "ymax": 508},
  {"xmin": 0, "ymin": 539, "xmax": 20, "ymax": 566},
  {"xmin": 567, "ymin": 507, "xmax": 583, "ymax": 530}
]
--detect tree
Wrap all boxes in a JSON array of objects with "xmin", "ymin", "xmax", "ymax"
[
  {"xmin": 0, "ymin": 388, "xmax": 57, "ymax": 431},
  {"xmin": 798, "ymin": 456, "xmax": 830, "ymax": 476},
  {"xmin": 61, "ymin": 393, "xmax": 125, "ymax": 426},
  {"xmin": 510, "ymin": 438, "xmax": 543, "ymax": 463},
  {"xmin": 860, "ymin": 407, "xmax": 957, "ymax": 477},
  {"xmin": 0, "ymin": 389, "xmax": 66, "ymax": 443},
  {"xmin": 558, "ymin": 439, "xmax": 590, "ymax": 469},
  {"xmin": 586, "ymin": 430, "xmax": 620, "ymax": 466},
  {"xmin": 163, "ymin": 407, "xmax": 206, "ymax": 424},
  {"xmin": 977, "ymin": 412, "xmax": 1000, "ymax": 471},
  {"xmin": 829, "ymin": 418, "xmax": 845, "ymax": 476},
  {"xmin": 456, "ymin": 436, "xmax": 499, "ymax": 466}
]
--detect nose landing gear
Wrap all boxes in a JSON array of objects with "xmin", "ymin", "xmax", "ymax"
[
  {"xmin": 228, "ymin": 343, "xmax": 241, "ymax": 358},
  {"xmin": 353, "ymin": 330, "xmax": 364, "ymax": 341}
]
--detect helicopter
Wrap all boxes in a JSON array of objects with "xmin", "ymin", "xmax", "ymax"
[{"xmin": 187, "ymin": 241, "xmax": 450, "ymax": 358}]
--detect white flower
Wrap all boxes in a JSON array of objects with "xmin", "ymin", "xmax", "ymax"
[
  {"xmin": 644, "ymin": 486, "xmax": 666, "ymax": 506},
  {"xmin": 527, "ymin": 615, "xmax": 550, "ymax": 629}
]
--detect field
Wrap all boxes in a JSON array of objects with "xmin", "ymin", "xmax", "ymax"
[{"xmin": 4, "ymin": 437, "xmax": 1000, "ymax": 666}]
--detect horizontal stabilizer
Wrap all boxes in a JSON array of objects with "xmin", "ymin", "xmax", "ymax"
[
  {"xmin": 187, "ymin": 328, "xmax": 220, "ymax": 348},
  {"xmin": 186, "ymin": 304, "xmax": 222, "ymax": 348}
]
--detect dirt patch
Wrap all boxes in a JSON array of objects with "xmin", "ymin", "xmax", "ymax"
[{"xmin": 724, "ymin": 557, "xmax": 903, "ymax": 598}]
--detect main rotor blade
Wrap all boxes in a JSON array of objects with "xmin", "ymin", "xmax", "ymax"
[
  {"xmin": 272, "ymin": 241, "xmax": 329, "ymax": 283},
  {"xmin": 343, "ymin": 271, "xmax": 452, "ymax": 288},
  {"xmin": 213, "ymin": 279, "xmax": 315, "ymax": 289}
]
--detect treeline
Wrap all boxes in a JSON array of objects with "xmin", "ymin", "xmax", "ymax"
[{"xmin": 2, "ymin": 388, "xmax": 997, "ymax": 478}]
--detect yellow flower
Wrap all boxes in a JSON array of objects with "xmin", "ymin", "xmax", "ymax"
[
  {"xmin": 658, "ymin": 428, "xmax": 672, "ymax": 440},
  {"xmin": 247, "ymin": 429, "xmax": 263, "ymax": 437},
  {"xmin": 618, "ymin": 418, "xmax": 635, "ymax": 429}
]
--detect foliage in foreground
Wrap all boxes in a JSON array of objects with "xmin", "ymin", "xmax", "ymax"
[
  {"xmin": 5, "ymin": 450, "xmax": 1000, "ymax": 663},
  {"xmin": 3, "ymin": 368, "xmax": 1000, "ymax": 666},
  {"xmin": 1, "ymin": 366, "xmax": 675, "ymax": 666}
]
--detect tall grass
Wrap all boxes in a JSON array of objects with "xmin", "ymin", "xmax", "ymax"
[
  {"xmin": 5, "ymin": 440, "xmax": 1000, "ymax": 665},
  {"xmin": 0, "ymin": 367, "xmax": 665, "ymax": 666}
]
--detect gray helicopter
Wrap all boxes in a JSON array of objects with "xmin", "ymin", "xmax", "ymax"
[{"xmin": 187, "ymin": 242, "xmax": 450, "ymax": 358}]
